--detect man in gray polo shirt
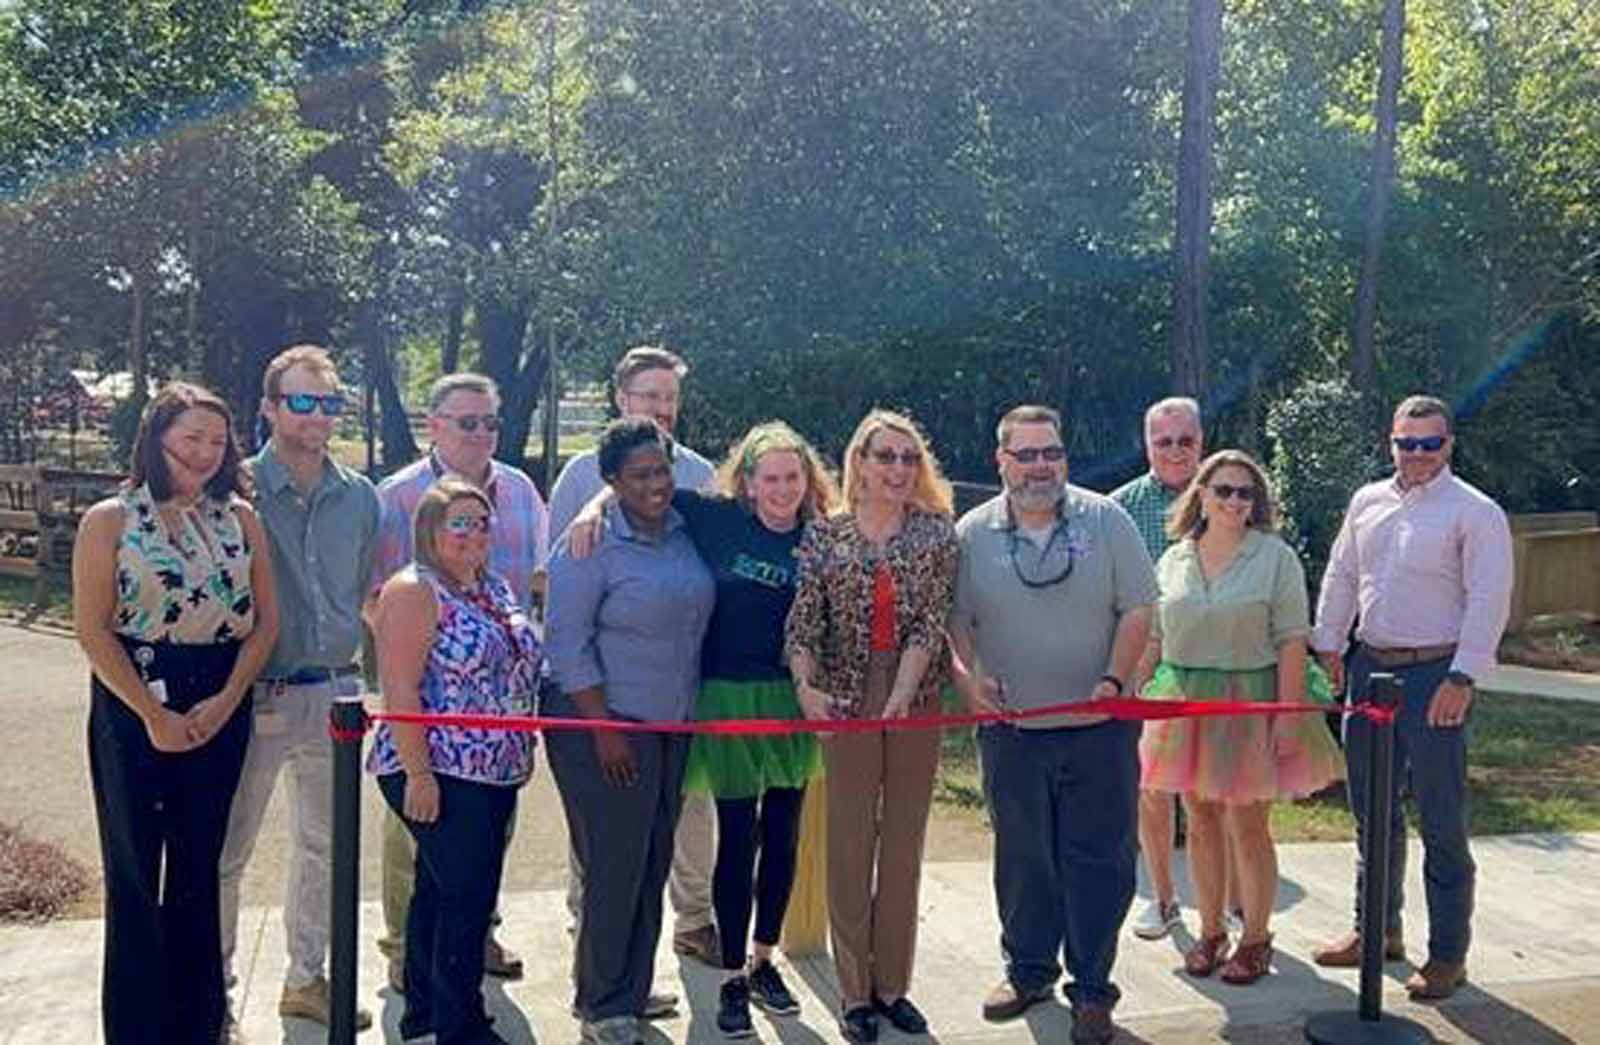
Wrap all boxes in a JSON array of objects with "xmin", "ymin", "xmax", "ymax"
[
  {"xmin": 949, "ymin": 404, "xmax": 1156, "ymax": 1045},
  {"xmin": 219, "ymin": 344, "xmax": 378, "ymax": 1035}
]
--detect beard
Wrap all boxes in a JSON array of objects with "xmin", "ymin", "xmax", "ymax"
[{"xmin": 1005, "ymin": 476, "xmax": 1062, "ymax": 514}]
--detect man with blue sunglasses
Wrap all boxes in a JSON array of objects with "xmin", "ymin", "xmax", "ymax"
[
  {"xmin": 1311, "ymin": 394, "xmax": 1513, "ymax": 1000},
  {"xmin": 220, "ymin": 344, "xmax": 380, "ymax": 1037}
]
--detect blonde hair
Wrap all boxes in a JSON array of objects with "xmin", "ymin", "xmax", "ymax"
[
  {"xmin": 1166, "ymin": 449, "xmax": 1279, "ymax": 540},
  {"xmin": 714, "ymin": 421, "xmax": 841, "ymax": 522},
  {"xmin": 412, "ymin": 477, "xmax": 495, "ymax": 579},
  {"xmin": 840, "ymin": 409, "xmax": 954, "ymax": 517}
]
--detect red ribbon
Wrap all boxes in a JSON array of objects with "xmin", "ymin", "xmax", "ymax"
[{"xmin": 346, "ymin": 697, "xmax": 1394, "ymax": 738}]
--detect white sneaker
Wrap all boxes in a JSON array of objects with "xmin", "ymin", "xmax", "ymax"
[{"xmin": 1131, "ymin": 899, "xmax": 1182, "ymax": 940}]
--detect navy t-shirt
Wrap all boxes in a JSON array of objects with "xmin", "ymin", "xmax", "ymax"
[{"xmin": 674, "ymin": 490, "xmax": 802, "ymax": 682}]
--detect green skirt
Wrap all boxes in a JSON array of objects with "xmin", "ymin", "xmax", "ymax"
[{"xmin": 683, "ymin": 677, "xmax": 823, "ymax": 800}]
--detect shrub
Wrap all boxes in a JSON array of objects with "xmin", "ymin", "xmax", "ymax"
[
  {"xmin": 0, "ymin": 820, "xmax": 91, "ymax": 924},
  {"xmin": 1265, "ymin": 378, "xmax": 1382, "ymax": 585}
]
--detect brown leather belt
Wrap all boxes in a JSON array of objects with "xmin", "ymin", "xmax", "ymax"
[{"xmin": 1361, "ymin": 643, "xmax": 1457, "ymax": 668}]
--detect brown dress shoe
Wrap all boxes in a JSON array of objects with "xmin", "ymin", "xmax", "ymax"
[
  {"xmin": 981, "ymin": 980, "xmax": 1053, "ymax": 1022},
  {"xmin": 1405, "ymin": 959, "xmax": 1467, "ymax": 999},
  {"xmin": 1070, "ymin": 1003, "xmax": 1115, "ymax": 1045},
  {"xmin": 1311, "ymin": 929, "xmax": 1405, "ymax": 967}
]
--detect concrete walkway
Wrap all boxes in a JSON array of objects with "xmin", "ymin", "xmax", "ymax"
[
  {"xmin": 1480, "ymin": 664, "xmax": 1600, "ymax": 705},
  {"xmin": 4, "ymin": 833, "xmax": 1597, "ymax": 1045}
]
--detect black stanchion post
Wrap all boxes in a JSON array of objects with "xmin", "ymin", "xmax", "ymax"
[
  {"xmin": 1305, "ymin": 672, "xmax": 1430, "ymax": 1044},
  {"xmin": 328, "ymin": 695, "xmax": 366, "ymax": 1045}
]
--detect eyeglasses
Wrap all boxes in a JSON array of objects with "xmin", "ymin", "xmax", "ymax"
[
  {"xmin": 868, "ymin": 449, "xmax": 922, "ymax": 467},
  {"xmin": 276, "ymin": 393, "xmax": 346, "ymax": 416},
  {"xmin": 1007, "ymin": 520, "xmax": 1075, "ymax": 588},
  {"xmin": 438, "ymin": 413, "xmax": 501, "ymax": 433},
  {"xmin": 1392, "ymin": 435, "xmax": 1447, "ymax": 453},
  {"xmin": 1152, "ymin": 435, "xmax": 1197, "ymax": 450},
  {"xmin": 623, "ymin": 389, "xmax": 679, "ymax": 408},
  {"xmin": 1003, "ymin": 446, "xmax": 1067, "ymax": 464},
  {"xmin": 441, "ymin": 514, "xmax": 493, "ymax": 536},
  {"xmin": 1208, "ymin": 483, "xmax": 1257, "ymax": 502}
]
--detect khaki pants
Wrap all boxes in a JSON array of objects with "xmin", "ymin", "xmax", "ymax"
[{"xmin": 824, "ymin": 651, "xmax": 940, "ymax": 1006}]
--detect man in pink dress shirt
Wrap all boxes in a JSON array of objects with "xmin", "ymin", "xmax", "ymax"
[{"xmin": 1309, "ymin": 395, "xmax": 1513, "ymax": 1000}]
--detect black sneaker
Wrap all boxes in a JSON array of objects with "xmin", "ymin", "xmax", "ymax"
[
  {"xmin": 840, "ymin": 1004, "xmax": 879, "ymax": 1043},
  {"xmin": 748, "ymin": 960, "xmax": 800, "ymax": 1015},
  {"xmin": 717, "ymin": 976, "xmax": 755, "ymax": 1039}
]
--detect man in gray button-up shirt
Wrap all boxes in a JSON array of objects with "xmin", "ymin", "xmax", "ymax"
[{"xmin": 219, "ymin": 345, "xmax": 379, "ymax": 1031}]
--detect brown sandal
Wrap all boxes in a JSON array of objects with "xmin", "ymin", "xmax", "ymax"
[
  {"xmin": 1184, "ymin": 933, "xmax": 1232, "ymax": 977},
  {"xmin": 1221, "ymin": 934, "xmax": 1274, "ymax": 985}
]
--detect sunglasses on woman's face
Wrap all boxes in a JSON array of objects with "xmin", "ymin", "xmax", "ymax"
[
  {"xmin": 441, "ymin": 514, "xmax": 493, "ymax": 536},
  {"xmin": 868, "ymin": 448, "xmax": 922, "ymax": 467},
  {"xmin": 1208, "ymin": 483, "xmax": 1257, "ymax": 502},
  {"xmin": 1392, "ymin": 435, "xmax": 1447, "ymax": 453},
  {"xmin": 277, "ymin": 393, "xmax": 346, "ymax": 416}
]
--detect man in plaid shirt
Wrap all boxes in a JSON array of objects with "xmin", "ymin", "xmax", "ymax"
[
  {"xmin": 371, "ymin": 371, "xmax": 550, "ymax": 990},
  {"xmin": 1110, "ymin": 397, "xmax": 1235, "ymax": 943}
]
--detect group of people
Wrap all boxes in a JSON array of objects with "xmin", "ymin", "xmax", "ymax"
[{"xmin": 74, "ymin": 337, "xmax": 1514, "ymax": 1045}]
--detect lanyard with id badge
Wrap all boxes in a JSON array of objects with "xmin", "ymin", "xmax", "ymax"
[{"xmin": 134, "ymin": 645, "xmax": 169, "ymax": 706}]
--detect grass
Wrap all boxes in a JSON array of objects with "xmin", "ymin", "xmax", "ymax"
[
  {"xmin": 932, "ymin": 691, "xmax": 1600, "ymax": 841},
  {"xmin": 0, "ymin": 574, "xmax": 70, "ymax": 623},
  {"xmin": 0, "ymin": 820, "xmax": 91, "ymax": 924}
]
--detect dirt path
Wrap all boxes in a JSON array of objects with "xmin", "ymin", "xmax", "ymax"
[{"xmin": 0, "ymin": 625, "xmax": 991, "ymax": 921}]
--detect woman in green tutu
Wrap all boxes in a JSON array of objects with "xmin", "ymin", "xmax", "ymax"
[
  {"xmin": 1138, "ymin": 449, "xmax": 1344, "ymax": 986},
  {"xmin": 567, "ymin": 420, "xmax": 839, "ymax": 1036}
]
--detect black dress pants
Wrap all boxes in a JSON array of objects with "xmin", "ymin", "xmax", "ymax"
[{"xmin": 88, "ymin": 637, "xmax": 250, "ymax": 1045}]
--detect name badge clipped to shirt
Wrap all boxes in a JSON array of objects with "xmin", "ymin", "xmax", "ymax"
[
  {"xmin": 135, "ymin": 647, "xmax": 167, "ymax": 705},
  {"xmin": 147, "ymin": 678, "xmax": 169, "ymax": 705}
]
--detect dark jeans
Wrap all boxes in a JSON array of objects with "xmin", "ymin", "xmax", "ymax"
[
  {"xmin": 713, "ymin": 786, "xmax": 807, "ymax": 970},
  {"xmin": 88, "ymin": 637, "xmax": 250, "ymax": 1045},
  {"xmin": 544, "ymin": 691, "xmax": 688, "ymax": 1021},
  {"xmin": 378, "ymin": 772, "xmax": 516, "ymax": 1045},
  {"xmin": 1344, "ymin": 646, "xmax": 1475, "ymax": 962},
  {"xmin": 979, "ymin": 719, "xmax": 1139, "ymax": 1009}
]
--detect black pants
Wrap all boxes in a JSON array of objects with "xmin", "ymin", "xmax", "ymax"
[
  {"xmin": 713, "ymin": 786, "xmax": 807, "ymax": 970},
  {"xmin": 378, "ymin": 772, "xmax": 517, "ymax": 1045},
  {"xmin": 88, "ymin": 637, "xmax": 250, "ymax": 1045}
]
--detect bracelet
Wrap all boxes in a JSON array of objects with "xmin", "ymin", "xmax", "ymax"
[{"xmin": 1098, "ymin": 673, "xmax": 1125, "ymax": 695}]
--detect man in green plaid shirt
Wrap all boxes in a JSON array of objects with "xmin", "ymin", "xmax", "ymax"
[{"xmin": 1109, "ymin": 397, "xmax": 1221, "ymax": 943}]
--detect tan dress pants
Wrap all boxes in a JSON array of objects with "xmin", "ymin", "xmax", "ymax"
[{"xmin": 824, "ymin": 651, "xmax": 941, "ymax": 1006}]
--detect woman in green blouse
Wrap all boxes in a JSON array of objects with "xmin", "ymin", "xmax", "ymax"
[{"xmin": 1138, "ymin": 450, "xmax": 1344, "ymax": 986}]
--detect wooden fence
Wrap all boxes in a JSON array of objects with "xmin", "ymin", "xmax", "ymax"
[
  {"xmin": 0, "ymin": 465, "xmax": 125, "ymax": 618},
  {"xmin": 1509, "ymin": 511, "xmax": 1600, "ymax": 632}
]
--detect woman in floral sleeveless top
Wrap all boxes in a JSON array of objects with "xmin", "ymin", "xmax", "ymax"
[
  {"xmin": 72, "ymin": 383, "xmax": 280, "ymax": 1045},
  {"xmin": 368, "ymin": 478, "xmax": 540, "ymax": 1045}
]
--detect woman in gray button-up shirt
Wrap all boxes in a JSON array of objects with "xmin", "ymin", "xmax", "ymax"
[{"xmin": 545, "ymin": 418, "xmax": 715, "ymax": 1044}]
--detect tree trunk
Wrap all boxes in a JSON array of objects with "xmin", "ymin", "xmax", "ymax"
[
  {"xmin": 1172, "ymin": 0, "xmax": 1222, "ymax": 405},
  {"xmin": 128, "ymin": 271, "xmax": 149, "ymax": 415},
  {"xmin": 360, "ymin": 301, "xmax": 417, "ymax": 471},
  {"xmin": 441, "ymin": 283, "xmax": 466, "ymax": 374},
  {"xmin": 476, "ymin": 292, "xmax": 535, "ymax": 470},
  {"xmin": 1352, "ymin": 0, "xmax": 1406, "ymax": 428}
]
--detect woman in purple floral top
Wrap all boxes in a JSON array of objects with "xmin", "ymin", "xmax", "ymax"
[{"xmin": 368, "ymin": 478, "xmax": 539, "ymax": 1045}]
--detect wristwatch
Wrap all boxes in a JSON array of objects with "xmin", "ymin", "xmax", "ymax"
[{"xmin": 1445, "ymin": 670, "xmax": 1474, "ymax": 688}]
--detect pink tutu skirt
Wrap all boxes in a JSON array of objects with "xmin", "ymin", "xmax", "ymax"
[{"xmin": 1139, "ymin": 662, "xmax": 1345, "ymax": 804}]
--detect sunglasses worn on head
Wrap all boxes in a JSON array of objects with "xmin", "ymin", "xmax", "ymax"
[
  {"xmin": 1152, "ymin": 435, "xmax": 1197, "ymax": 450},
  {"xmin": 1393, "ymin": 435, "xmax": 1447, "ymax": 453},
  {"xmin": 869, "ymin": 449, "xmax": 922, "ymax": 467},
  {"xmin": 1004, "ymin": 446, "xmax": 1067, "ymax": 463},
  {"xmin": 442, "ymin": 514, "xmax": 493, "ymax": 536},
  {"xmin": 1209, "ymin": 483, "xmax": 1257, "ymax": 502},
  {"xmin": 278, "ymin": 393, "xmax": 346, "ymax": 416},
  {"xmin": 440, "ymin": 413, "xmax": 501, "ymax": 433}
]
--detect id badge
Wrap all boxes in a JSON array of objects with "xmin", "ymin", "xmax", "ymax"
[{"xmin": 147, "ymin": 679, "xmax": 169, "ymax": 705}]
